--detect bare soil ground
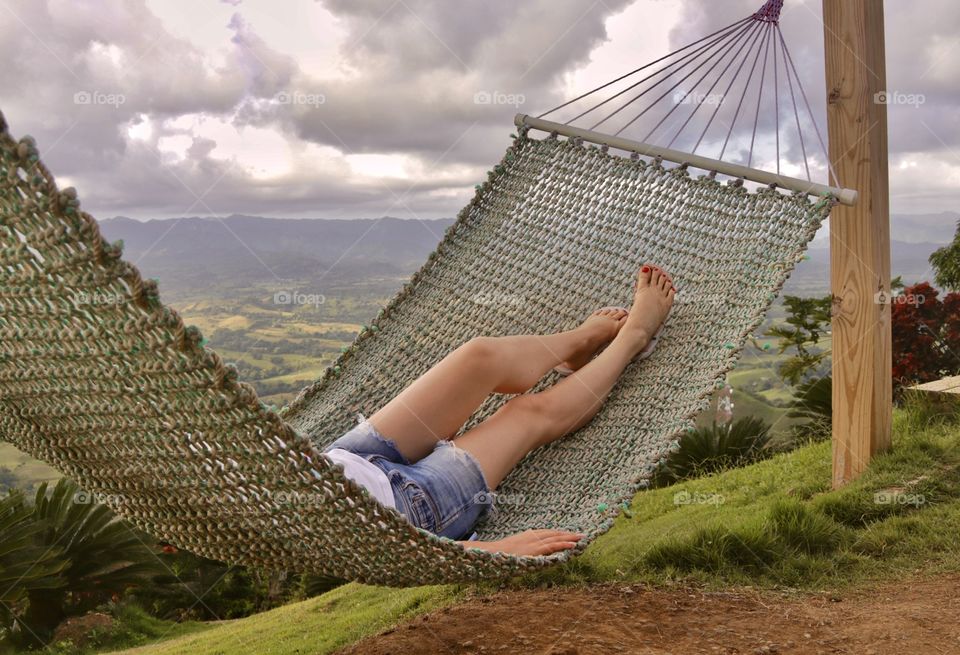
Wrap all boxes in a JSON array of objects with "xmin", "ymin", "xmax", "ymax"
[{"xmin": 338, "ymin": 575, "xmax": 960, "ymax": 655}]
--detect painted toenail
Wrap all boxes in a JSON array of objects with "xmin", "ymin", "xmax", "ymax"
[{"xmin": 641, "ymin": 266, "xmax": 650, "ymax": 273}]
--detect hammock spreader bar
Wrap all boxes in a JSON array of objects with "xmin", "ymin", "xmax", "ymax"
[{"xmin": 514, "ymin": 113, "xmax": 858, "ymax": 206}]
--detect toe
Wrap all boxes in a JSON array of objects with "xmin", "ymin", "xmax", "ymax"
[
  {"xmin": 637, "ymin": 264, "xmax": 653, "ymax": 288},
  {"xmin": 650, "ymin": 267, "xmax": 664, "ymax": 288}
]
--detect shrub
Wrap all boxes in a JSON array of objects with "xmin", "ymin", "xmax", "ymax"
[
  {"xmin": 787, "ymin": 376, "xmax": 832, "ymax": 443},
  {"xmin": 16, "ymin": 480, "xmax": 163, "ymax": 645},
  {"xmin": 891, "ymin": 282, "xmax": 960, "ymax": 388},
  {"xmin": 655, "ymin": 417, "xmax": 773, "ymax": 485}
]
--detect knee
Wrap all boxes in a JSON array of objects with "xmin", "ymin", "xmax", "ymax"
[
  {"xmin": 500, "ymin": 393, "xmax": 562, "ymax": 442},
  {"xmin": 457, "ymin": 336, "xmax": 500, "ymax": 369}
]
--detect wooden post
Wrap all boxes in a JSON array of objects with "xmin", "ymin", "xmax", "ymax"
[{"xmin": 822, "ymin": 0, "xmax": 891, "ymax": 487}]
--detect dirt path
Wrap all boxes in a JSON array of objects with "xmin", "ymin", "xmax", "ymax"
[{"xmin": 339, "ymin": 575, "xmax": 960, "ymax": 655}]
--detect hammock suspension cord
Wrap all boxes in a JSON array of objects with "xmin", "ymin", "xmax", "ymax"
[{"xmin": 536, "ymin": 0, "xmax": 842, "ymax": 194}]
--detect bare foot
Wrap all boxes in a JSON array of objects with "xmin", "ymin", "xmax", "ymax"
[
  {"xmin": 618, "ymin": 264, "xmax": 675, "ymax": 357},
  {"xmin": 558, "ymin": 308, "xmax": 629, "ymax": 373}
]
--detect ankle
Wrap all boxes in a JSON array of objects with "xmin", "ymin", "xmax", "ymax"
[{"xmin": 615, "ymin": 324, "xmax": 652, "ymax": 356}]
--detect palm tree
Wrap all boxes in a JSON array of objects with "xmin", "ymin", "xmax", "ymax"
[
  {"xmin": 21, "ymin": 480, "xmax": 163, "ymax": 641},
  {"xmin": 0, "ymin": 490, "xmax": 66, "ymax": 644}
]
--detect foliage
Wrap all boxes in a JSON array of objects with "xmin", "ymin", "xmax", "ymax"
[
  {"xmin": 929, "ymin": 219, "xmax": 960, "ymax": 291},
  {"xmin": 891, "ymin": 282, "xmax": 960, "ymax": 387},
  {"xmin": 654, "ymin": 417, "xmax": 773, "ymax": 484},
  {"xmin": 787, "ymin": 376, "xmax": 833, "ymax": 443},
  {"xmin": 0, "ymin": 490, "xmax": 66, "ymax": 642},
  {"xmin": 12, "ymin": 480, "xmax": 164, "ymax": 646},
  {"xmin": 131, "ymin": 549, "xmax": 332, "ymax": 622},
  {"xmin": 765, "ymin": 294, "xmax": 832, "ymax": 384}
]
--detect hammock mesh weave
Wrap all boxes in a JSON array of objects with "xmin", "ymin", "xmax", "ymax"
[{"xmin": 0, "ymin": 110, "xmax": 832, "ymax": 586}]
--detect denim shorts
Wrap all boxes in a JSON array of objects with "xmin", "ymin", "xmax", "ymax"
[{"xmin": 325, "ymin": 419, "xmax": 493, "ymax": 540}]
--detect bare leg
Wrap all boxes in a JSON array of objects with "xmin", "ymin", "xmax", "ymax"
[
  {"xmin": 368, "ymin": 309, "xmax": 627, "ymax": 461},
  {"xmin": 456, "ymin": 266, "xmax": 675, "ymax": 489}
]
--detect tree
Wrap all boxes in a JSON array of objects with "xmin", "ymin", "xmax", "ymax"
[
  {"xmin": 766, "ymin": 295, "xmax": 833, "ymax": 384},
  {"xmin": 929, "ymin": 220, "xmax": 960, "ymax": 291},
  {"xmin": 891, "ymin": 282, "xmax": 960, "ymax": 387},
  {"xmin": 20, "ymin": 480, "xmax": 163, "ymax": 643},
  {"xmin": 0, "ymin": 490, "xmax": 66, "ymax": 645}
]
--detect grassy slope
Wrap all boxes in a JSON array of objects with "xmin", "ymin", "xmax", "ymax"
[
  {"xmin": 110, "ymin": 585, "xmax": 458, "ymax": 655},
  {"xmin": 116, "ymin": 404, "xmax": 960, "ymax": 655}
]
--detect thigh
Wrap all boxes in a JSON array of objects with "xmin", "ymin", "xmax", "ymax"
[
  {"xmin": 325, "ymin": 419, "xmax": 410, "ymax": 464},
  {"xmin": 368, "ymin": 339, "xmax": 498, "ymax": 462}
]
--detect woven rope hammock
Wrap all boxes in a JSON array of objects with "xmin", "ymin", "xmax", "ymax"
[{"xmin": 0, "ymin": 0, "xmax": 850, "ymax": 586}]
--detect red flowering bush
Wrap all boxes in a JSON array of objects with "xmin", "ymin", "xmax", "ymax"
[{"xmin": 891, "ymin": 282, "xmax": 960, "ymax": 387}]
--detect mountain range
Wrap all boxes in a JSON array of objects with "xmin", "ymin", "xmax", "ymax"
[{"xmin": 99, "ymin": 212, "xmax": 957, "ymax": 298}]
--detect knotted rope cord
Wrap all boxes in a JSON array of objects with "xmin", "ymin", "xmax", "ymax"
[
  {"xmin": 691, "ymin": 21, "xmax": 768, "ymax": 153},
  {"xmin": 534, "ymin": 0, "xmax": 835, "ymax": 191},
  {"xmin": 637, "ymin": 20, "xmax": 763, "ymax": 144},
  {"xmin": 776, "ymin": 24, "xmax": 839, "ymax": 187},
  {"xmin": 562, "ymin": 19, "xmax": 754, "ymax": 128},
  {"xmin": 747, "ymin": 20, "xmax": 774, "ymax": 168},
  {"xmin": 666, "ymin": 21, "xmax": 765, "ymax": 150},
  {"xmin": 597, "ymin": 20, "xmax": 757, "ymax": 133},
  {"xmin": 537, "ymin": 16, "xmax": 753, "ymax": 122},
  {"xmin": 718, "ymin": 19, "xmax": 772, "ymax": 161}
]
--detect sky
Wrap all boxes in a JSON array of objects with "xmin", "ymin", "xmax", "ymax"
[{"xmin": 0, "ymin": 0, "xmax": 957, "ymax": 221}]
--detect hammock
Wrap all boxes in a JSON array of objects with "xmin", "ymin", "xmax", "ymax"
[{"xmin": 0, "ymin": 0, "xmax": 849, "ymax": 586}]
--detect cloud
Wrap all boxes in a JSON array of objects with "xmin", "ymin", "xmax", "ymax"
[{"xmin": 0, "ymin": 0, "xmax": 957, "ymax": 219}]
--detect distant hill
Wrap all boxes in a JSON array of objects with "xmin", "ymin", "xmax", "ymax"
[
  {"xmin": 100, "ymin": 215, "xmax": 456, "ymax": 295},
  {"xmin": 100, "ymin": 212, "xmax": 954, "ymax": 298}
]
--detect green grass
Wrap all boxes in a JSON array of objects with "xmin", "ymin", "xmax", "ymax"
[
  {"xmin": 44, "ymin": 605, "xmax": 205, "ymax": 655},
  {"xmin": 533, "ymin": 403, "xmax": 960, "ymax": 589},
  {"xmin": 108, "ymin": 585, "xmax": 458, "ymax": 655},
  {"xmin": 112, "ymin": 404, "xmax": 960, "ymax": 654}
]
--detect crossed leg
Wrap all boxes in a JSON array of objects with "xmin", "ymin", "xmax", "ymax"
[
  {"xmin": 368, "ymin": 265, "xmax": 675, "ymax": 489},
  {"xmin": 367, "ymin": 307, "xmax": 628, "ymax": 461}
]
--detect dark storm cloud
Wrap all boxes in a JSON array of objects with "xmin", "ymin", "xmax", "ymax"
[
  {"xmin": 0, "ymin": 0, "xmax": 957, "ymax": 218},
  {"xmin": 0, "ymin": 0, "xmax": 632, "ymax": 217}
]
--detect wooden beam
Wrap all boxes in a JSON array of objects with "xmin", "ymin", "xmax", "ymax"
[{"xmin": 823, "ymin": 0, "xmax": 891, "ymax": 487}]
